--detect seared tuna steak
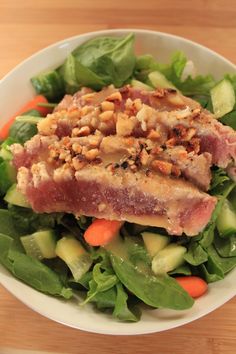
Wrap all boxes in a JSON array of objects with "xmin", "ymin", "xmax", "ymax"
[{"xmin": 13, "ymin": 84, "xmax": 236, "ymax": 236}]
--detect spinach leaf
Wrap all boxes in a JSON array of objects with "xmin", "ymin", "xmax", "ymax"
[
  {"xmin": 82, "ymin": 263, "xmax": 118, "ymax": 304},
  {"xmin": 168, "ymin": 264, "xmax": 192, "ymax": 276},
  {"xmin": 184, "ymin": 242, "xmax": 208, "ymax": 266},
  {"xmin": 0, "ymin": 209, "xmax": 19, "ymax": 237},
  {"xmin": 91, "ymin": 247, "xmax": 112, "ymax": 270},
  {"xmin": 58, "ymin": 54, "xmax": 81, "ymax": 94},
  {"xmin": 224, "ymin": 73, "xmax": 236, "ymax": 92},
  {"xmin": 198, "ymin": 264, "xmax": 223, "ymax": 283},
  {"xmin": 76, "ymin": 270, "xmax": 93, "ymax": 289},
  {"xmin": 9, "ymin": 110, "xmax": 40, "ymax": 144},
  {"xmin": 8, "ymin": 205, "xmax": 63, "ymax": 234},
  {"xmin": 125, "ymin": 237, "xmax": 151, "ymax": 266},
  {"xmin": 220, "ymin": 110, "xmax": 236, "ymax": 130},
  {"xmin": 10, "ymin": 252, "xmax": 72, "ymax": 298},
  {"xmin": 110, "ymin": 254, "xmax": 194, "ymax": 310},
  {"xmin": 91, "ymin": 286, "xmax": 117, "ymax": 310},
  {"xmin": 72, "ymin": 33, "xmax": 135, "ymax": 88},
  {"xmin": 214, "ymin": 234, "xmax": 236, "ymax": 257},
  {"xmin": 177, "ymin": 75, "xmax": 216, "ymax": 96},
  {"xmin": 59, "ymin": 53, "xmax": 106, "ymax": 93},
  {"xmin": 199, "ymin": 222, "xmax": 216, "ymax": 249},
  {"xmin": 134, "ymin": 51, "xmax": 216, "ymax": 96},
  {"xmin": 113, "ymin": 283, "xmax": 140, "ymax": 322},
  {"xmin": 0, "ymin": 233, "xmax": 14, "ymax": 271},
  {"xmin": 31, "ymin": 70, "xmax": 65, "ymax": 101},
  {"xmin": 0, "ymin": 232, "xmax": 72, "ymax": 298},
  {"xmin": 207, "ymin": 245, "xmax": 236, "ymax": 274},
  {"xmin": 210, "ymin": 168, "xmax": 230, "ymax": 190}
]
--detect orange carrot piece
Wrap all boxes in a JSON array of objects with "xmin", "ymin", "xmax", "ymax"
[
  {"xmin": 84, "ymin": 219, "xmax": 123, "ymax": 246},
  {"xmin": 175, "ymin": 276, "xmax": 208, "ymax": 298},
  {"xmin": 0, "ymin": 95, "xmax": 51, "ymax": 140}
]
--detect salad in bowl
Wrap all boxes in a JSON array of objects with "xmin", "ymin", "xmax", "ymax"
[{"xmin": 0, "ymin": 29, "xmax": 235, "ymax": 334}]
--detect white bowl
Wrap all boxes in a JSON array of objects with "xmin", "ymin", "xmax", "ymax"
[{"xmin": 0, "ymin": 29, "xmax": 235, "ymax": 335}]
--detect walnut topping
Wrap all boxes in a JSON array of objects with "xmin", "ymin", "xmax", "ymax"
[
  {"xmin": 72, "ymin": 143, "xmax": 82, "ymax": 154},
  {"xmin": 37, "ymin": 115, "xmax": 57, "ymax": 136},
  {"xmin": 151, "ymin": 146, "xmax": 163, "ymax": 155},
  {"xmin": 99, "ymin": 110, "xmax": 114, "ymax": 122},
  {"xmin": 72, "ymin": 126, "xmax": 91, "ymax": 137},
  {"xmin": 53, "ymin": 163, "xmax": 73, "ymax": 182},
  {"xmin": 151, "ymin": 160, "xmax": 173, "ymax": 175},
  {"xmin": 81, "ymin": 106, "xmax": 90, "ymax": 116},
  {"xmin": 101, "ymin": 101, "xmax": 115, "ymax": 111},
  {"xmin": 136, "ymin": 105, "xmax": 154, "ymax": 131},
  {"xmin": 185, "ymin": 137, "xmax": 200, "ymax": 154},
  {"xmin": 27, "ymin": 85, "xmax": 209, "ymax": 182},
  {"xmin": 165, "ymin": 137, "xmax": 177, "ymax": 148},
  {"xmin": 84, "ymin": 148, "xmax": 99, "ymax": 161},
  {"xmin": 153, "ymin": 88, "xmax": 168, "ymax": 98},
  {"xmin": 81, "ymin": 93, "xmax": 96, "ymax": 102},
  {"xmin": 106, "ymin": 91, "xmax": 122, "ymax": 102},
  {"xmin": 116, "ymin": 113, "xmax": 135, "ymax": 136},
  {"xmin": 139, "ymin": 148, "xmax": 149, "ymax": 166},
  {"xmin": 184, "ymin": 128, "xmax": 197, "ymax": 141},
  {"xmin": 72, "ymin": 156, "xmax": 86, "ymax": 171},
  {"xmin": 147, "ymin": 129, "xmax": 160, "ymax": 140},
  {"xmin": 133, "ymin": 98, "xmax": 142, "ymax": 111}
]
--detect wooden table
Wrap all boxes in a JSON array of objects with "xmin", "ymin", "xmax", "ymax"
[{"xmin": 0, "ymin": 1, "xmax": 235, "ymax": 353}]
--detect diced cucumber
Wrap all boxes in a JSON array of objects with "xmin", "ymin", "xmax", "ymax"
[
  {"xmin": 0, "ymin": 137, "xmax": 16, "ymax": 160},
  {"xmin": 21, "ymin": 230, "xmax": 57, "ymax": 260},
  {"xmin": 0, "ymin": 161, "xmax": 16, "ymax": 195},
  {"xmin": 142, "ymin": 232, "xmax": 170, "ymax": 258},
  {"xmin": 151, "ymin": 244, "xmax": 187, "ymax": 275},
  {"xmin": 55, "ymin": 235, "xmax": 92, "ymax": 281},
  {"xmin": 131, "ymin": 79, "xmax": 153, "ymax": 91},
  {"xmin": 0, "ymin": 148, "xmax": 12, "ymax": 161},
  {"xmin": 210, "ymin": 79, "xmax": 235, "ymax": 118},
  {"xmin": 4, "ymin": 184, "xmax": 30, "ymax": 208},
  {"xmin": 216, "ymin": 199, "xmax": 236, "ymax": 237},
  {"xmin": 148, "ymin": 71, "xmax": 177, "ymax": 90}
]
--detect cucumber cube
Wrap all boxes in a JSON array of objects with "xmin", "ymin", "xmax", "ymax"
[{"xmin": 211, "ymin": 79, "xmax": 235, "ymax": 118}]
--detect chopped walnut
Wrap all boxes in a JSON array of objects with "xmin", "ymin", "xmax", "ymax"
[
  {"xmin": 84, "ymin": 148, "xmax": 99, "ymax": 161},
  {"xmin": 72, "ymin": 126, "xmax": 91, "ymax": 137},
  {"xmin": 151, "ymin": 160, "xmax": 173, "ymax": 175},
  {"xmin": 139, "ymin": 148, "xmax": 149, "ymax": 166},
  {"xmin": 72, "ymin": 143, "xmax": 82, "ymax": 154},
  {"xmin": 116, "ymin": 113, "xmax": 135, "ymax": 136},
  {"xmin": 106, "ymin": 91, "xmax": 122, "ymax": 102},
  {"xmin": 81, "ymin": 93, "xmax": 96, "ymax": 102},
  {"xmin": 185, "ymin": 137, "xmax": 200, "ymax": 154},
  {"xmin": 101, "ymin": 101, "xmax": 115, "ymax": 111},
  {"xmin": 147, "ymin": 129, "xmax": 160, "ymax": 140},
  {"xmin": 72, "ymin": 156, "xmax": 86, "ymax": 171},
  {"xmin": 184, "ymin": 128, "xmax": 197, "ymax": 141},
  {"xmin": 99, "ymin": 110, "xmax": 114, "ymax": 122}
]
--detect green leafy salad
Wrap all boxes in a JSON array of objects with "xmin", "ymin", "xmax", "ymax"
[{"xmin": 0, "ymin": 33, "xmax": 236, "ymax": 322}]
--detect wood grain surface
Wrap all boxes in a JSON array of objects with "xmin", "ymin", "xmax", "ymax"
[{"xmin": 0, "ymin": 1, "xmax": 236, "ymax": 353}]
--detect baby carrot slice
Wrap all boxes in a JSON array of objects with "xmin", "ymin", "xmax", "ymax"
[
  {"xmin": 175, "ymin": 276, "xmax": 208, "ymax": 298},
  {"xmin": 84, "ymin": 219, "xmax": 123, "ymax": 246},
  {"xmin": 0, "ymin": 95, "xmax": 51, "ymax": 140}
]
